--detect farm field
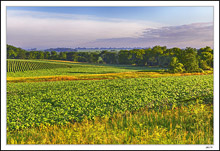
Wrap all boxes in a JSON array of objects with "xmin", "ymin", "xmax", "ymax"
[
  {"xmin": 7, "ymin": 59, "xmax": 167, "ymax": 79},
  {"xmin": 6, "ymin": 59, "xmax": 214, "ymax": 144},
  {"xmin": 7, "ymin": 59, "xmax": 211, "ymax": 83}
]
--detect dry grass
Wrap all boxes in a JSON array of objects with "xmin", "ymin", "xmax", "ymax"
[
  {"xmin": 7, "ymin": 103, "xmax": 213, "ymax": 144},
  {"xmin": 44, "ymin": 60, "xmax": 80, "ymax": 63},
  {"xmin": 7, "ymin": 71, "xmax": 212, "ymax": 83}
]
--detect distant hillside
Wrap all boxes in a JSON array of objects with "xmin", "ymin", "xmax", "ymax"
[{"xmin": 44, "ymin": 48, "xmax": 77, "ymax": 52}]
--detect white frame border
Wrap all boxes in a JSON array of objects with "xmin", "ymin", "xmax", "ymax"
[{"xmin": 1, "ymin": 1, "xmax": 219, "ymax": 150}]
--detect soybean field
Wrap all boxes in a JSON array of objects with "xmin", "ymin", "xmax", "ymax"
[{"xmin": 6, "ymin": 59, "xmax": 214, "ymax": 144}]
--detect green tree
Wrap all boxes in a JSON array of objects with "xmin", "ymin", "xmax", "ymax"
[
  {"xmin": 169, "ymin": 57, "xmax": 185, "ymax": 73},
  {"xmin": 180, "ymin": 47, "xmax": 200, "ymax": 72},
  {"xmin": 50, "ymin": 51, "xmax": 58, "ymax": 60},
  {"xmin": 88, "ymin": 52, "xmax": 99, "ymax": 63},
  {"xmin": 198, "ymin": 46, "xmax": 213, "ymax": 69},
  {"xmin": 58, "ymin": 52, "xmax": 67, "ymax": 60},
  {"xmin": 7, "ymin": 49, "xmax": 17, "ymax": 59},
  {"xmin": 44, "ymin": 51, "xmax": 50, "ymax": 59},
  {"xmin": 118, "ymin": 50, "xmax": 132, "ymax": 65},
  {"xmin": 102, "ymin": 51, "xmax": 118, "ymax": 64},
  {"xmin": 36, "ymin": 51, "xmax": 44, "ymax": 59},
  {"xmin": 16, "ymin": 50, "xmax": 26, "ymax": 59}
]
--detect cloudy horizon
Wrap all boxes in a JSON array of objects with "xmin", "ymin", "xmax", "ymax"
[{"xmin": 7, "ymin": 7, "xmax": 214, "ymax": 49}]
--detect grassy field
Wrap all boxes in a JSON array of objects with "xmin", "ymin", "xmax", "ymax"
[
  {"xmin": 6, "ymin": 59, "xmax": 213, "ymax": 144},
  {"xmin": 7, "ymin": 59, "xmax": 211, "ymax": 83},
  {"xmin": 7, "ymin": 59, "xmax": 164, "ymax": 78}
]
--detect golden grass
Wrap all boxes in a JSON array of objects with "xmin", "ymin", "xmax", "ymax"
[
  {"xmin": 7, "ymin": 103, "xmax": 213, "ymax": 144},
  {"xmin": 45, "ymin": 60, "xmax": 106, "ymax": 67},
  {"xmin": 44, "ymin": 60, "xmax": 80, "ymax": 63},
  {"xmin": 7, "ymin": 71, "xmax": 212, "ymax": 83}
]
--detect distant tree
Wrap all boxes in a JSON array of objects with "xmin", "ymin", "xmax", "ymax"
[
  {"xmin": 199, "ymin": 60, "xmax": 210, "ymax": 70},
  {"xmin": 77, "ymin": 56, "xmax": 87, "ymax": 62},
  {"xmin": 50, "ymin": 51, "xmax": 58, "ymax": 60},
  {"xmin": 148, "ymin": 56, "xmax": 157, "ymax": 66},
  {"xmin": 171, "ymin": 47, "xmax": 182, "ymax": 58},
  {"xmin": 118, "ymin": 50, "xmax": 132, "ymax": 64},
  {"xmin": 44, "ymin": 51, "xmax": 50, "ymax": 59},
  {"xmin": 152, "ymin": 45, "xmax": 165, "ymax": 55},
  {"xmin": 26, "ymin": 51, "xmax": 35, "ymax": 59},
  {"xmin": 198, "ymin": 46, "xmax": 213, "ymax": 69},
  {"xmin": 102, "ymin": 51, "xmax": 118, "ymax": 64},
  {"xmin": 158, "ymin": 55, "xmax": 172, "ymax": 67},
  {"xmin": 129, "ymin": 49, "xmax": 145, "ymax": 66},
  {"xmin": 97, "ymin": 57, "xmax": 104, "ymax": 64},
  {"xmin": 169, "ymin": 57, "xmax": 185, "ymax": 73},
  {"xmin": 58, "ymin": 52, "xmax": 67, "ymax": 60},
  {"xmin": 6, "ymin": 44, "xmax": 213, "ymax": 73},
  {"xmin": 36, "ymin": 51, "xmax": 44, "ymax": 59},
  {"xmin": 7, "ymin": 49, "xmax": 17, "ymax": 59},
  {"xmin": 66, "ymin": 52, "xmax": 79, "ymax": 61},
  {"xmin": 88, "ymin": 52, "xmax": 99, "ymax": 63},
  {"xmin": 142, "ymin": 48, "xmax": 152, "ymax": 66},
  {"xmin": 16, "ymin": 50, "xmax": 26, "ymax": 59},
  {"xmin": 181, "ymin": 47, "xmax": 200, "ymax": 72}
]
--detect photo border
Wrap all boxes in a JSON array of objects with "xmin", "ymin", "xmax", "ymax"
[{"xmin": 1, "ymin": 1, "xmax": 219, "ymax": 150}]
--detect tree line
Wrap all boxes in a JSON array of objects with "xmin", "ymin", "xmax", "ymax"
[{"xmin": 7, "ymin": 44, "xmax": 213, "ymax": 73}]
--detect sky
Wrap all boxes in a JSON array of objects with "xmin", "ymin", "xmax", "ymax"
[{"xmin": 7, "ymin": 7, "xmax": 214, "ymax": 49}]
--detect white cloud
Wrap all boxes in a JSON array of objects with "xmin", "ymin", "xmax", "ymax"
[
  {"xmin": 85, "ymin": 22, "xmax": 214, "ymax": 48},
  {"xmin": 7, "ymin": 10, "xmax": 162, "ymax": 49},
  {"xmin": 7, "ymin": 10, "xmax": 213, "ymax": 49}
]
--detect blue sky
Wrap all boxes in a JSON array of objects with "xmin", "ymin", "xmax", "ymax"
[
  {"xmin": 7, "ymin": 7, "xmax": 214, "ymax": 49},
  {"xmin": 7, "ymin": 6, "xmax": 213, "ymax": 25}
]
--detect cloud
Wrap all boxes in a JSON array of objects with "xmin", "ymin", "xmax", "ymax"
[
  {"xmin": 7, "ymin": 10, "xmax": 161, "ymax": 49},
  {"xmin": 7, "ymin": 10, "xmax": 213, "ymax": 49},
  {"xmin": 85, "ymin": 22, "xmax": 213, "ymax": 48}
]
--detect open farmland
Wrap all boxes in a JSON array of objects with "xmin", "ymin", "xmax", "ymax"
[
  {"xmin": 7, "ymin": 60, "xmax": 211, "ymax": 83},
  {"xmin": 7, "ymin": 103, "xmax": 213, "ymax": 144},
  {"xmin": 7, "ymin": 59, "xmax": 73, "ymax": 72},
  {"xmin": 6, "ymin": 59, "xmax": 213, "ymax": 144},
  {"xmin": 7, "ymin": 59, "xmax": 165, "ymax": 78},
  {"xmin": 7, "ymin": 74, "xmax": 213, "ymax": 130}
]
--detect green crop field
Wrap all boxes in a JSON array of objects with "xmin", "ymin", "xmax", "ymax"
[
  {"xmin": 7, "ymin": 59, "xmax": 73, "ymax": 73},
  {"xmin": 6, "ymin": 59, "xmax": 213, "ymax": 144},
  {"xmin": 7, "ymin": 59, "xmax": 164, "ymax": 78}
]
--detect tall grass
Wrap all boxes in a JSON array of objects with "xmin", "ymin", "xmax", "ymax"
[{"xmin": 7, "ymin": 103, "xmax": 213, "ymax": 144}]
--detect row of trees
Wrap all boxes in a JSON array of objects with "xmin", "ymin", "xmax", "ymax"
[{"xmin": 7, "ymin": 45, "xmax": 213, "ymax": 73}]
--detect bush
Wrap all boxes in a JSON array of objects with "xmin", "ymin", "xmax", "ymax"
[{"xmin": 169, "ymin": 57, "xmax": 185, "ymax": 73}]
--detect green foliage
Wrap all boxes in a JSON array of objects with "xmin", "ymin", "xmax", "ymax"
[
  {"xmin": 174, "ymin": 63, "xmax": 185, "ymax": 73},
  {"xmin": 58, "ymin": 52, "xmax": 67, "ymax": 60},
  {"xmin": 7, "ymin": 103, "xmax": 213, "ymax": 144},
  {"xmin": 118, "ymin": 50, "xmax": 132, "ymax": 64},
  {"xmin": 7, "ymin": 75, "xmax": 213, "ymax": 130},
  {"xmin": 169, "ymin": 57, "xmax": 185, "ymax": 73},
  {"xmin": 7, "ymin": 45, "xmax": 213, "ymax": 73},
  {"xmin": 198, "ymin": 46, "xmax": 213, "ymax": 69},
  {"xmin": 199, "ymin": 60, "xmax": 210, "ymax": 70},
  {"xmin": 101, "ymin": 51, "xmax": 118, "ymax": 64},
  {"xmin": 169, "ymin": 47, "xmax": 213, "ymax": 73},
  {"xmin": 181, "ymin": 47, "xmax": 200, "ymax": 72},
  {"xmin": 88, "ymin": 52, "xmax": 99, "ymax": 63},
  {"xmin": 50, "ymin": 51, "xmax": 58, "ymax": 60}
]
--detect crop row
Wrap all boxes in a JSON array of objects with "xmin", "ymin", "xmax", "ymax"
[
  {"xmin": 7, "ymin": 60, "xmax": 72, "ymax": 72},
  {"xmin": 7, "ymin": 75, "xmax": 213, "ymax": 130}
]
